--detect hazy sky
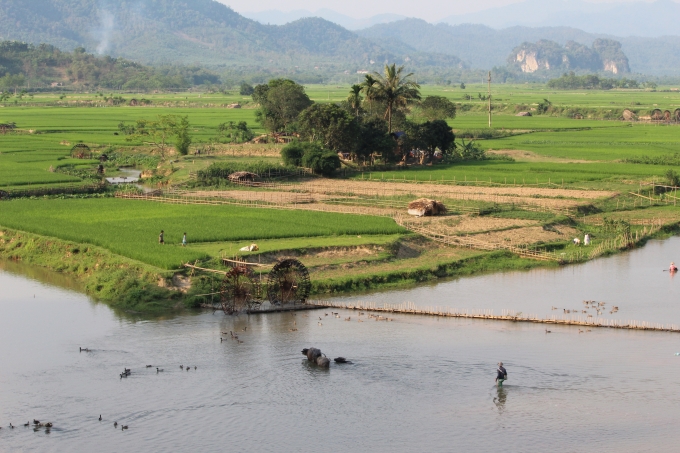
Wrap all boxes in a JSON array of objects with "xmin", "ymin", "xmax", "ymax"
[{"xmin": 220, "ymin": 0, "xmax": 660, "ymax": 21}]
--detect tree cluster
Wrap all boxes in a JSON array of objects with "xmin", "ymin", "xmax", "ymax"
[
  {"xmin": 120, "ymin": 115, "xmax": 192, "ymax": 158},
  {"xmin": 547, "ymin": 73, "xmax": 649, "ymax": 90},
  {"xmin": 254, "ymin": 65, "xmax": 460, "ymax": 173}
]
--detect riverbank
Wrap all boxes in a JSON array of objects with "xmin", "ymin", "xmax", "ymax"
[
  {"xmin": 0, "ymin": 228, "xmax": 180, "ymax": 313},
  {"xmin": 2, "ymin": 217, "xmax": 678, "ymax": 314},
  {"xmin": 0, "ymin": 226, "xmax": 546, "ymax": 313}
]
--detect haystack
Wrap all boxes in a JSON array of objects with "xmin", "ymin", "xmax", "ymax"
[
  {"xmin": 228, "ymin": 171, "xmax": 258, "ymax": 183},
  {"xmin": 622, "ymin": 109, "xmax": 637, "ymax": 121},
  {"xmin": 407, "ymin": 198, "xmax": 447, "ymax": 217}
]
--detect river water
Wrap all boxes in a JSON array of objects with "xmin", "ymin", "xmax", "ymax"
[{"xmin": 1, "ymin": 239, "xmax": 680, "ymax": 452}]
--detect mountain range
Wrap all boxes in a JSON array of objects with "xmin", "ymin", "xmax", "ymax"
[
  {"xmin": 0, "ymin": 0, "xmax": 461, "ymax": 70},
  {"xmin": 357, "ymin": 19, "xmax": 680, "ymax": 75},
  {"xmin": 241, "ymin": 9, "xmax": 406, "ymax": 30},
  {"xmin": 1, "ymin": 0, "xmax": 679, "ymax": 76},
  {"xmin": 441, "ymin": 0, "xmax": 680, "ymax": 38},
  {"xmin": 243, "ymin": 1, "xmax": 680, "ymax": 38}
]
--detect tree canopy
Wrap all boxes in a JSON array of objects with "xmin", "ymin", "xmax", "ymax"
[
  {"xmin": 253, "ymin": 79, "xmax": 312, "ymax": 132},
  {"xmin": 365, "ymin": 64, "xmax": 421, "ymax": 133},
  {"xmin": 297, "ymin": 103, "xmax": 358, "ymax": 154},
  {"xmin": 419, "ymin": 96, "xmax": 457, "ymax": 121}
]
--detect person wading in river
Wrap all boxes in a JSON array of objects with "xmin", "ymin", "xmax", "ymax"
[{"xmin": 495, "ymin": 362, "xmax": 508, "ymax": 387}]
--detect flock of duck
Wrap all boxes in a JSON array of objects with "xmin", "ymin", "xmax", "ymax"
[
  {"xmin": 311, "ymin": 311, "xmax": 394, "ymax": 327},
  {"xmin": 1, "ymin": 420, "xmax": 53, "ymax": 432},
  {"xmin": 550, "ymin": 300, "xmax": 620, "ymax": 317},
  {"xmin": 118, "ymin": 364, "xmax": 198, "ymax": 377}
]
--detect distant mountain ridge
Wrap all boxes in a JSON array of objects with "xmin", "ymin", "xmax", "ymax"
[
  {"xmin": 441, "ymin": 0, "xmax": 680, "ymax": 38},
  {"xmin": 1, "ymin": 0, "xmax": 679, "ymax": 77},
  {"xmin": 0, "ymin": 0, "xmax": 460, "ymax": 70},
  {"xmin": 357, "ymin": 19, "xmax": 680, "ymax": 75},
  {"xmin": 241, "ymin": 9, "xmax": 406, "ymax": 30}
]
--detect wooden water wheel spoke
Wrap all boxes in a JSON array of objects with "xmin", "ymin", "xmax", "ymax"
[
  {"xmin": 267, "ymin": 259, "xmax": 311, "ymax": 305},
  {"xmin": 219, "ymin": 266, "xmax": 259, "ymax": 315}
]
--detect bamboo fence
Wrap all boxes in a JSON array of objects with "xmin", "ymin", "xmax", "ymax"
[{"xmin": 306, "ymin": 300, "xmax": 680, "ymax": 333}]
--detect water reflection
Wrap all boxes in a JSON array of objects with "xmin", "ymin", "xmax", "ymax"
[{"xmin": 493, "ymin": 386, "xmax": 508, "ymax": 413}]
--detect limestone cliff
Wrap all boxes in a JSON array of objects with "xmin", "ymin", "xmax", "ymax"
[{"xmin": 509, "ymin": 39, "xmax": 630, "ymax": 74}]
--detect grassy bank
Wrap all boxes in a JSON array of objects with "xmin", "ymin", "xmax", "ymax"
[{"xmin": 0, "ymin": 228, "xmax": 180, "ymax": 313}]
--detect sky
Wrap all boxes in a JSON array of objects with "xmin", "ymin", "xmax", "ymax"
[{"xmin": 219, "ymin": 0, "xmax": 660, "ymax": 22}]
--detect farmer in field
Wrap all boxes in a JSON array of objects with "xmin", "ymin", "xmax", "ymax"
[
  {"xmin": 159, "ymin": 230, "xmax": 165, "ymax": 245},
  {"xmin": 495, "ymin": 362, "xmax": 508, "ymax": 387},
  {"xmin": 182, "ymin": 232, "xmax": 187, "ymax": 247}
]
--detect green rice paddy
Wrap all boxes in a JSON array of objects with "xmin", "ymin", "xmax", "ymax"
[{"xmin": 0, "ymin": 198, "xmax": 404, "ymax": 269}]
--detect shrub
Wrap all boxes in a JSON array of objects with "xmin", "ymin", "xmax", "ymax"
[
  {"xmin": 302, "ymin": 148, "xmax": 341, "ymax": 176},
  {"xmin": 281, "ymin": 142, "xmax": 306, "ymax": 166}
]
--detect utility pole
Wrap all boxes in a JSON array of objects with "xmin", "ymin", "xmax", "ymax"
[{"xmin": 487, "ymin": 71, "xmax": 492, "ymax": 128}]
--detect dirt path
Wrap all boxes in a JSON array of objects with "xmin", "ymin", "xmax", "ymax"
[
  {"xmin": 488, "ymin": 149, "xmax": 596, "ymax": 164},
  {"xmin": 296, "ymin": 179, "xmax": 615, "ymax": 200}
]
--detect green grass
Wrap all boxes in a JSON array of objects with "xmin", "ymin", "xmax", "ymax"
[
  {"xmin": 0, "ymin": 198, "xmax": 404, "ymax": 269},
  {"xmin": 352, "ymin": 160, "xmax": 669, "ymax": 185},
  {"xmin": 3, "ymin": 86, "xmax": 680, "ymax": 189}
]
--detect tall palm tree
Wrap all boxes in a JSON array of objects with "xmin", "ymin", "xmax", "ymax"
[
  {"xmin": 360, "ymin": 74, "xmax": 377, "ymax": 116},
  {"xmin": 371, "ymin": 64, "xmax": 421, "ymax": 133},
  {"xmin": 347, "ymin": 84, "xmax": 363, "ymax": 117}
]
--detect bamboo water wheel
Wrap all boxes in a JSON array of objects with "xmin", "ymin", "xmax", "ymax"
[
  {"xmin": 266, "ymin": 259, "xmax": 311, "ymax": 305},
  {"xmin": 650, "ymin": 109, "xmax": 663, "ymax": 121},
  {"xmin": 218, "ymin": 266, "xmax": 261, "ymax": 314}
]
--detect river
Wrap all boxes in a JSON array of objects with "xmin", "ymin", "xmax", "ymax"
[{"xmin": 1, "ymin": 239, "xmax": 680, "ymax": 452}]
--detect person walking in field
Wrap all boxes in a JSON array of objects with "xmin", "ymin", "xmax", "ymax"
[
  {"xmin": 182, "ymin": 232, "xmax": 187, "ymax": 247},
  {"xmin": 159, "ymin": 230, "xmax": 165, "ymax": 245},
  {"xmin": 584, "ymin": 233, "xmax": 591, "ymax": 246},
  {"xmin": 495, "ymin": 362, "xmax": 508, "ymax": 387}
]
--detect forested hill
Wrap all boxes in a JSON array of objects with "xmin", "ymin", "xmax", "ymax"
[
  {"xmin": 0, "ymin": 0, "xmax": 463, "ymax": 70},
  {"xmin": 0, "ymin": 41, "xmax": 220, "ymax": 89}
]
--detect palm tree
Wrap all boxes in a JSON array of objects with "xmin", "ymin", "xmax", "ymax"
[
  {"xmin": 370, "ymin": 64, "xmax": 421, "ymax": 133},
  {"xmin": 360, "ymin": 74, "xmax": 377, "ymax": 116},
  {"xmin": 347, "ymin": 84, "xmax": 363, "ymax": 117}
]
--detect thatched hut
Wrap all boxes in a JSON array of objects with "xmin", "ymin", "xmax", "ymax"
[
  {"xmin": 664, "ymin": 110, "xmax": 672, "ymax": 122},
  {"xmin": 228, "ymin": 171, "xmax": 258, "ymax": 183},
  {"xmin": 70, "ymin": 143, "xmax": 92, "ymax": 159},
  {"xmin": 674, "ymin": 109, "xmax": 680, "ymax": 122},
  {"xmin": 407, "ymin": 198, "xmax": 447, "ymax": 217},
  {"xmin": 572, "ymin": 113, "xmax": 584, "ymax": 119},
  {"xmin": 129, "ymin": 98, "xmax": 139, "ymax": 106},
  {"xmin": 650, "ymin": 109, "xmax": 663, "ymax": 121}
]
